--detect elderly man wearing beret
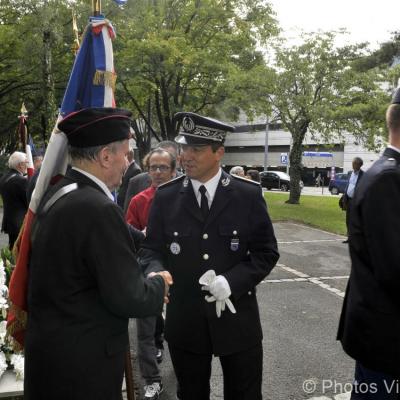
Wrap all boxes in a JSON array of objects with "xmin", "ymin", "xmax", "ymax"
[
  {"xmin": 24, "ymin": 107, "xmax": 172, "ymax": 400},
  {"xmin": 140, "ymin": 112, "xmax": 279, "ymax": 400}
]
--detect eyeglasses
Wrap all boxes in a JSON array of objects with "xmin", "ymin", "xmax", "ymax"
[{"xmin": 149, "ymin": 165, "xmax": 171, "ymax": 172}]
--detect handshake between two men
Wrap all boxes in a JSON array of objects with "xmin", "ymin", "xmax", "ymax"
[{"xmin": 148, "ymin": 271, "xmax": 174, "ymax": 303}]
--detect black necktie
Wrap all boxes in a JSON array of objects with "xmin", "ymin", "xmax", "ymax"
[{"xmin": 199, "ymin": 185, "xmax": 209, "ymax": 220}]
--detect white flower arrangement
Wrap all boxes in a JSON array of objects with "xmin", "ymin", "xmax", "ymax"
[{"xmin": 0, "ymin": 254, "xmax": 24, "ymax": 381}]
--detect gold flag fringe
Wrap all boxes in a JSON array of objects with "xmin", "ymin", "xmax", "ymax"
[
  {"xmin": 6, "ymin": 303, "xmax": 27, "ymax": 352},
  {"xmin": 93, "ymin": 70, "xmax": 117, "ymax": 90}
]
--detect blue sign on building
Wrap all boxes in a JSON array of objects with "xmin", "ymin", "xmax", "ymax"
[{"xmin": 280, "ymin": 153, "xmax": 288, "ymax": 165}]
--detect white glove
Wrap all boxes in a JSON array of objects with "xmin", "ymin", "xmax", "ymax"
[
  {"xmin": 208, "ymin": 275, "xmax": 231, "ymax": 300},
  {"xmin": 199, "ymin": 270, "xmax": 236, "ymax": 318}
]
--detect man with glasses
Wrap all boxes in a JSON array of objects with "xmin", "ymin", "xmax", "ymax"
[
  {"xmin": 141, "ymin": 112, "xmax": 279, "ymax": 400},
  {"xmin": 126, "ymin": 147, "xmax": 176, "ymax": 400}
]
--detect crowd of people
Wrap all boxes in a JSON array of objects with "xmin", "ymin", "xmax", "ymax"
[{"xmin": 0, "ymin": 88, "xmax": 399, "ymax": 400}]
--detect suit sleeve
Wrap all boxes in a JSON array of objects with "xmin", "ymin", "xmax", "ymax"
[
  {"xmin": 87, "ymin": 202, "xmax": 165, "ymax": 318},
  {"xmin": 138, "ymin": 190, "xmax": 167, "ymax": 274},
  {"xmin": 361, "ymin": 171, "xmax": 400, "ymax": 305},
  {"xmin": 223, "ymin": 186, "xmax": 279, "ymax": 299}
]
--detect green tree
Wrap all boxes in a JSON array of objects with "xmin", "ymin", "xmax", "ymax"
[
  {"xmin": 0, "ymin": 0, "xmax": 89, "ymax": 153},
  {"xmin": 263, "ymin": 32, "xmax": 389, "ymax": 204},
  {"xmin": 112, "ymin": 0, "xmax": 278, "ymax": 158}
]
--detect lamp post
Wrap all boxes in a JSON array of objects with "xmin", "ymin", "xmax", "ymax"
[{"xmin": 263, "ymin": 116, "xmax": 269, "ymax": 171}]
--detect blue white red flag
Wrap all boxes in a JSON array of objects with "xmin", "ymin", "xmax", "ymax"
[{"xmin": 7, "ymin": 16, "xmax": 118, "ymax": 348}]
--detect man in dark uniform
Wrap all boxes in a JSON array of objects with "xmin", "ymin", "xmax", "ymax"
[
  {"xmin": 337, "ymin": 89, "xmax": 400, "ymax": 399},
  {"xmin": 0, "ymin": 151, "xmax": 28, "ymax": 248},
  {"xmin": 140, "ymin": 112, "xmax": 279, "ymax": 400},
  {"xmin": 25, "ymin": 107, "xmax": 172, "ymax": 400}
]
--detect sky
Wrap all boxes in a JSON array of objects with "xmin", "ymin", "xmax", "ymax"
[{"xmin": 268, "ymin": 0, "xmax": 399, "ymax": 49}]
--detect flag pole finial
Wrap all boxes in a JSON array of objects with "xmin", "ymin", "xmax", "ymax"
[
  {"xmin": 20, "ymin": 102, "xmax": 28, "ymax": 116},
  {"xmin": 92, "ymin": 0, "xmax": 102, "ymax": 16}
]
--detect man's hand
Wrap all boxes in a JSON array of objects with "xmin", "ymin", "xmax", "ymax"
[{"xmin": 148, "ymin": 271, "xmax": 173, "ymax": 303}]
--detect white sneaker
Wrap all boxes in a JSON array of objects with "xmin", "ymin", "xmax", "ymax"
[{"xmin": 144, "ymin": 382, "xmax": 163, "ymax": 400}]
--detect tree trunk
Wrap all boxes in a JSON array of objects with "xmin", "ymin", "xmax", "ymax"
[
  {"xmin": 42, "ymin": 30, "xmax": 56, "ymax": 138},
  {"xmin": 287, "ymin": 126, "xmax": 308, "ymax": 204}
]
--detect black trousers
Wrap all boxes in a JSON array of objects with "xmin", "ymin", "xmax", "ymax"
[
  {"xmin": 346, "ymin": 197, "xmax": 353, "ymax": 236},
  {"xmin": 351, "ymin": 361, "xmax": 400, "ymax": 399},
  {"xmin": 168, "ymin": 342, "xmax": 263, "ymax": 400}
]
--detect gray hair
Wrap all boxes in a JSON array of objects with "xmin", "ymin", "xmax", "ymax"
[
  {"xmin": 69, "ymin": 140, "xmax": 126, "ymax": 162},
  {"xmin": 229, "ymin": 166, "xmax": 244, "ymax": 176},
  {"xmin": 8, "ymin": 151, "xmax": 27, "ymax": 169}
]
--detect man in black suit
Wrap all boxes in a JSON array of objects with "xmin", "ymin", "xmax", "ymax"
[
  {"xmin": 337, "ymin": 89, "xmax": 400, "ymax": 399},
  {"xmin": 140, "ymin": 112, "xmax": 279, "ymax": 400},
  {"xmin": 25, "ymin": 107, "xmax": 172, "ymax": 400},
  {"xmin": 0, "ymin": 151, "xmax": 28, "ymax": 248},
  {"xmin": 117, "ymin": 149, "xmax": 142, "ymax": 208},
  {"xmin": 341, "ymin": 157, "xmax": 364, "ymax": 243}
]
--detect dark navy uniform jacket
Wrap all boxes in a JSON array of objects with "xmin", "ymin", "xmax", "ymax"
[
  {"xmin": 141, "ymin": 170, "xmax": 279, "ymax": 356},
  {"xmin": 338, "ymin": 147, "xmax": 400, "ymax": 377}
]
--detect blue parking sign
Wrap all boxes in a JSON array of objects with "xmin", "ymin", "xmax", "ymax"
[{"xmin": 281, "ymin": 153, "xmax": 288, "ymax": 165}]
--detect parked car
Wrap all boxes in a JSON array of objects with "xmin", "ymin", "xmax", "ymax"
[
  {"xmin": 328, "ymin": 173, "xmax": 349, "ymax": 195},
  {"xmin": 260, "ymin": 171, "xmax": 303, "ymax": 191}
]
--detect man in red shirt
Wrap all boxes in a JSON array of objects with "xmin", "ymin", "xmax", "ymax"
[
  {"xmin": 126, "ymin": 148, "xmax": 176, "ymax": 230},
  {"xmin": 126, "ymin": 147, "xmax": 176, "ymax": 400}
]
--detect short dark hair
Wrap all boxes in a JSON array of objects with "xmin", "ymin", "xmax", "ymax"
[
  {"xmin": 386, "ymin": 104, "xmax": 400, "ymax": 133},
  {"xmin": 210, "ymin": 142, "xmax": 224, "ymax": 152},
  {"xmin": 145, "ymin": 148, "xmax": 176, "ymax": 171},
  {"xmin": 353, "ymin": 157, "xmax": 363, "ymax": 167}
]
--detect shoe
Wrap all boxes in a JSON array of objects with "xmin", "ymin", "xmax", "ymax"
[
  {"xmin": 144, "ymin": 382, "xmax": 163, "ymax": 399},
  {"xmin": 156, "ymin": 348, "xmax": 163, "ymax": 364},
  {"xmin": 342, "ymin": 239, "xmax": 349, "ymax": 243}
]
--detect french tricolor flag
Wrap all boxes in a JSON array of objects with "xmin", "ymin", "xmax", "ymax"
[{"xmin": 7, "ymin": 15, "xmax": 118, "ymax": 348}]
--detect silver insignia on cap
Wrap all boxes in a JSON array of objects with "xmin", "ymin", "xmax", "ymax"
[{"xmin": 182, "ymin": 116, "xmax": 195, "ymax": 132}]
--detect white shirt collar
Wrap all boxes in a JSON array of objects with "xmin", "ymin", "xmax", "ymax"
[
  {"xmin": 388, "ymin": 144, "xmax": 400, "ymax": 154},
  {"xmin": 72, "ymin": 167, "xmax": 114, "ymax": 201},
  {"xmin": 191, "ymin": 168, "xmax": 222, "ymax": 207}
]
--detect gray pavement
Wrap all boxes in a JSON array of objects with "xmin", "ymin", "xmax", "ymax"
[
  {"xmin": 0, "ymin": 208, "xmax": 353, "ymax": 399},
  {"xmin": 128, "ymin": 222, "xmax": 354, "ymax": 400}
]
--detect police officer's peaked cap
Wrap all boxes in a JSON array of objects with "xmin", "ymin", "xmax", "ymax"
[
  {"xmin": 391, "ymin": 86, "xmax": 400, "ymax": 104},
  {"xmin": 174, "ymin": 112, "xmax": 235, "ymax": 145},
  {"xmin": 58, "ymin": 107, "xmax": 132, "ymax": 148}
]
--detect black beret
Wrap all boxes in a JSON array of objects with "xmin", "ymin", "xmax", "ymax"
[
  {"xmin": 174, "ymin": 112, "xmax": 235, "ymax": 145},
  {"xmin": 392, "ymin": 87, "xmax": 400, "ymax": 104},
  {"xmin": 58, "ymin": 107, "xmax": 132, "ymax": 148}
]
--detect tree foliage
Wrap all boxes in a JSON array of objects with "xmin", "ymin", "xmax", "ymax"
[
  {"xmin": 112, "ymin": 0, "xmax": 278, "ymax": 157},
  {"xmin": 263, "ymin": 32, "xmax": 390, "ymax": 204},
  {"xmin": 0, "ymin": 0, "xmax": 89, "ymax": 153}
]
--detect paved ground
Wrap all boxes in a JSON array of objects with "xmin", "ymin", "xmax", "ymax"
[
  {"xmin": 0, "ymin": 209, "xmax": 353, "ymax": 399},
  {"xmin": 127, "ymin": 221, "xmax": 354, "ymax": 400}
]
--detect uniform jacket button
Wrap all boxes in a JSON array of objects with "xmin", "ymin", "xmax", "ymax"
[
  {"xmin": 248, "ymin": 291, "xmax": 252, "ymax": 295},
  {"xmin": 203, "ymin": 233, "xmax": 208, "ymax": 239},
  {"xmin": 203, "ymin": 254, "xmax": 209, "ymax": 260}
]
